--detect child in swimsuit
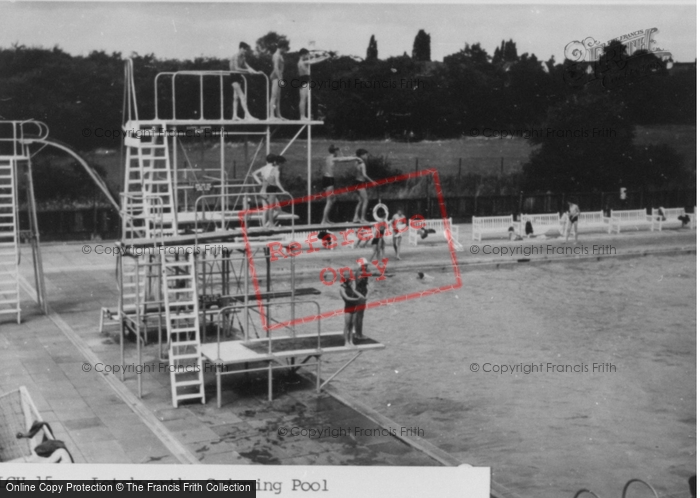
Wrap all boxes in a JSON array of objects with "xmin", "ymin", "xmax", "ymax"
[
  {"xmin": 564, "ymin": 201, "xmax": 581, "ymax": 244},
  {"xmin": 369, "ymin": 223, "xmax": 386, "ymax": 263},
  {"xmin": 252, "ymin": 154, "xmax": 287, "ymax": 226},
  {"xmin": 390, "ymin": 209, "xmax": 406, "ymax": 260}
]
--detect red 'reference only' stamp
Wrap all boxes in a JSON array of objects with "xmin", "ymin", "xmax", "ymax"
[{"xmin": 239, "ymin": 168, "xmax": 462, "ymax": 332}]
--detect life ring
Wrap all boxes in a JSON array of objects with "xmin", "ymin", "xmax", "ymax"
[{"xmin": 372, "ymin": 202, "xmax": 389, "ymax": 222}]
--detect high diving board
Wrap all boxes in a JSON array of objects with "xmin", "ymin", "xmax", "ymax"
[
  {"xmin": 126, "ymin": 119, "xmax": 324, "ymax": 127},
  {"xmin": 200, "ymin": 331, "xmax": 385, "ymax": 407},
  {"xmin": 165, "ymin": 211, "xmax": 299, "ymax": 224}
]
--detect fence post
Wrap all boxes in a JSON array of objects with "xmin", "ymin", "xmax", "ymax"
[
  {"xmin": 458, "ymin": 158, "xmax": 462, "ymax": 181},
  {"xmin": 415, "ymin": 158, "xmax": 418, "ymax": 174}
]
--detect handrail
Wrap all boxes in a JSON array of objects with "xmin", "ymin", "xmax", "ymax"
[
  {"xmin": 0, "ymin": 120, "xmax": 50, "ymax": 158},
  {"xmin": 121, "ymin": 192, "xmax": 166, "ymax": 239},
  {"xmin": 19, "ymin": 120, "xmax": 49, "ymax": 141},
  {"xmin": 214, "ymin": 299, "xmax": 322, "ymax": 362},
  {"xmin": 154, "ymin": 70, "xmax": 270, "ymax": 121},
  {"xmin": 193, "ymin": 190, "xmax": 296, "ymax": 244},
  {"xmin": 123, "ymin": 59, "xmax": 139, "ymax": 125}
]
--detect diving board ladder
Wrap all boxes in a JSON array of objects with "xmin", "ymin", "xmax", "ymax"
[
  {"xmin": 161, "ymin": 254, "xmax": 205, "ymax": 407},
  {"xmin": 0, "ymin": 158, "xmax": 20, "ymax": 323},
  {"xmin": 123, "ymin": 123, "xmax": 176, "ymax": 240}
]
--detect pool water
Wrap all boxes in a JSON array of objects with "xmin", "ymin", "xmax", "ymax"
[{"xmin": 296, "ymin": 254, "xmax": 696, "ymax": 497}]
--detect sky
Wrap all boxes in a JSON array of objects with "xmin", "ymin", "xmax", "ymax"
[{"xmin": 0, "ymin": 1, "xmax": 696, "ymax": 63}]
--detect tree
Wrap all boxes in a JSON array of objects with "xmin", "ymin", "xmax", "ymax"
[
  {"xmin": 255, "ymin": 32, "xmax": 290, "ymax": 55},
  {"xmin": 366, "ymin": 35, "xmax": 378, "ymax": 61},
  {"xmin": 523, "ymin": 93, "xmax": 637, "ymax": 192},
  {"xmin": 494, "ymin": 39, "xmax": 518, "ymax": 63},
  {"xmin": 412, "ymin": 30, "xmax": 431, "ymax": 61}
]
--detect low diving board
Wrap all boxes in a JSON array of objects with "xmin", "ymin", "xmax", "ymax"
[
  {"xmin": 231, "ymin": 287, "xmax": 321, "ymax": 302},
  {"xmin": 200, "ymin": 331, "xmax": 385, "ymax": 407}
]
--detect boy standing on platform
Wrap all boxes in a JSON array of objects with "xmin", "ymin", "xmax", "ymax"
[
  {"xmin": 298, "ymin": 48, "xmax": 311, "ymax": 120},
  {"xmin": 321, "ymin": 145, "xmax": 358, "ymax": 225},
  {"xmin": 340, "ymin": 279, "xmax": 360, "ymax": 346},
  {"xmin": 229, "ymin": 42, "xmax": 259, "ymax": 121},
  {"xmin": 351, "ymin": 149, "xmax": 375, "ymax": 224},
  {"xmin": 354, "ymin": 259, "xmax": 370, "ymax": 341},
  {"xmin": 269, "ymin": 44, "xmax": 288, "ymax": 120}
]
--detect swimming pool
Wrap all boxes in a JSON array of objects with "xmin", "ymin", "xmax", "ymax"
[{"xmin": 297, "ymin": 253, "xmax": 696, "ymax": 497}]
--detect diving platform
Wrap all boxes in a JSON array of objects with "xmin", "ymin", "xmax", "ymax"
[
  {"xmin": 123, "ymin": 222, "xmax": 379, "ymax": 249},
  {"xmin": 200, "ymin": 331, "xmax": 385, "ymax": 407},
  {"xmin": 126, "ymin": 119, "xmax": 324, "ymax": 127},
  {"xmin": 113, "ymin": 60, "xmax": 384, "ymax": 409}
]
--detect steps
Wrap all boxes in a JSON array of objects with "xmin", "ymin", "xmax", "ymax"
[
  {"xmin": 161, "ymin": 255, "xmax": 205, "ymax": 407},
  {"xmin": 0, "ymin": 159, "xmax": 20, "ymax": 323},
  {"xmin": 122, "ymin": 124, "xmax": 176, "ymax": 240}
]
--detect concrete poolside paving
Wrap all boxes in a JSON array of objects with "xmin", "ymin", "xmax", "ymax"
[
  {"xmin": 0, "ymin": 295, "xmax": 179, "ymax": 465},
  {"xmin": 1, "ymin": 223, "xmax": 695, "ymax": 498},
  {"xmin": 3, "ymin": 251, "xmax": 446, "ymax": 469}
]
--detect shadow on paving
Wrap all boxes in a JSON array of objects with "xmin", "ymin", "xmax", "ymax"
[{"xmin": 102, "ymin": 329, "xmax": 439, "ymax": 467}]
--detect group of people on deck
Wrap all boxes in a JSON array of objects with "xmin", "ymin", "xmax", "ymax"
[
  {"xmin": 251, "ymin": 145, "xmax": 406, "ymax": 258},
  {"xmin": 229, "ymin": 42, "xmax": 321, "ymax": 121}
]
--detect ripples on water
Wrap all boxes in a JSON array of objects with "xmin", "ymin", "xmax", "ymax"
[{"xmin": 305, "ymin": 255, "xmax": 696, "ymax": 497}]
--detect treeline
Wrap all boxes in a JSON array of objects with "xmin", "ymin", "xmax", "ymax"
[
  {"xmin": 0, "ymin": 33, "xmax": 695, "ymax": 195},
  {"xmin": 0, "ymin": 33, "xmax": 694, "ymax": 148}
]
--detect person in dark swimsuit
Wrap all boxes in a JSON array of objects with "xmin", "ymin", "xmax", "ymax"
[
  {"xmin": 354, "ymin": 259, "xmax": 370, "ymax": 341},
  {"xmin": 298, "ymin": 48, "xmax": 311, "ymax": 119},
  {"xmin": 340, "ymin": 279, "xmax": 360, "ymax": 346},
  {"xmin": 369, "ymin": 222, "xmax": 386, "ymax": 263},
  {"xmin": 321, "ymin": 145, "xmax": 357, "ymax": 224}
]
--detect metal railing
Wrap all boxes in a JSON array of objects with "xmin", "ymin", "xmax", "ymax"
[
  {"xmin": 193, "ymin": 189, "xmax": 296, "ymax": 239},
  {"xmin": 0, "ymin": 120, "xmax": 49, "ymax": 158},
  {"xmin": 120, "ymin": 192, "xmax": 167, "ymax": 240},
  {"xmin": 154, "ymin": 70, "xmax": 270, "ymax": 121},
  {"xmin": 214, "ymin": 299, "xmax": 322, "ymax": 362}
]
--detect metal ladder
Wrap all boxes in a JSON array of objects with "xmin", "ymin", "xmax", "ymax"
[
  {"xmin": 0, "ymin": 158, "xmax": 20, "ymax": 323},
  {"xmin": 123, "ymin": 124, "xmax": 176, "ymax": 240},
  {"xmin": 161, "ymin": 254, "xmax": 205, "ymax": 407}
]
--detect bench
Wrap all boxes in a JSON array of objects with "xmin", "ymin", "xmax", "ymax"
[
  {"xmin": 472, "ymin": 215, "xmax": 514, "ymax": 241},
  {"xmin": 606, "ymin": 209, "xmax": 654, "ymax": 234},
  {"xmin": 575, "ymin": 211, "xmax": 609, "ymax": 232},
  {"xmin": 409, "ymin": 218, "xmax": 462, "ymax": 250},
  {"xmin": 520, "ymin": 213, "xmax": 563, "ymax": 237},
  {"xmin": 649, "ymin": 207, "xmax": 691, "ymax": 231},
  {"xmin": 0, "ymin": 387, "xmax": 73, "ymax": 463}
]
